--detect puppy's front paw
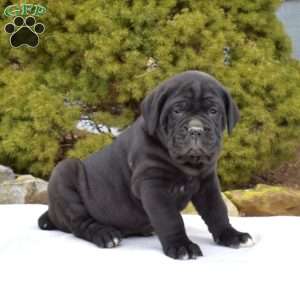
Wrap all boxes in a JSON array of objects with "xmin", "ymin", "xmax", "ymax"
[
  {"xmin": 93, "ymin": 227, "xmax": 122, "ymax": 248},
  {"xmin": 215, "ymin": 227, "xmax": 254, "ymax": 248},
  {"xmin": 163, "ymin": 240, "xmax": 203, "ymax": 260}
]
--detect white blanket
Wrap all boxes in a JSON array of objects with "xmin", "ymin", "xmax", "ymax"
[{"xmin": 0, "ymin": 204, "xmax": 299, "ymax": 300}]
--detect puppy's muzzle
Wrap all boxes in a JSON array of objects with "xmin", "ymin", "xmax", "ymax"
[
  {"xmin": 171, "ymin": 118, "xmax": 214, "ymax": 165},
  {"xmin": 188, "ymin": 119, "xmax": 205, "ymax": 138},
  {"xmin": 187, "ymin": 119, "xmax": 211, "ymax": 149}
]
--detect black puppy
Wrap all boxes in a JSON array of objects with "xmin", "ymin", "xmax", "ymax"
[{"xmin": 38, "ymin": 71, "xmax": 253, "ymax": 259}]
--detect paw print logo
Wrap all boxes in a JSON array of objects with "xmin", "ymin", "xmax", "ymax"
[{"xmin": 4, "ymin": 16, "xmax": 45, "ymax": 48}]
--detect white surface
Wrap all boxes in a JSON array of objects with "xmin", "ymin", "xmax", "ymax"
[{"xmin": 0, "ymin": 205, "xmax": 299, "ymax": 300}]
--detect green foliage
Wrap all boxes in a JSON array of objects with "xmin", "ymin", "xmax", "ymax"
[
  {"xmin": 0, "ymin": 0, "xmax": 299, "ymax": 186},
  {"xmin": 0, "ymin": 67, "xmax": 80, "ymax": 176},
  {"xmin": 93, "ymin": 109, "xmax": 135, "ymax": 129},
  {"xmin": 67, "ymin": 133, "xmax": 113, "ymax": 160}
]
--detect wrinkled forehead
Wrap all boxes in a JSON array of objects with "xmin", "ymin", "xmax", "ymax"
[{"xmin": 161, "ymin": 72, "xmax": 225, "ymax": 108}]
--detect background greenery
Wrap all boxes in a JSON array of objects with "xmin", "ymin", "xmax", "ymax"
[{"xmin": 0, "ymin": 0, "xmax": 299, "ymax": 189}]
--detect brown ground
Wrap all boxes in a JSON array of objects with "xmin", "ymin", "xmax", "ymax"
[{"xmin": 254, "ymin": 147, "xmax": 300, "ymax": 189}]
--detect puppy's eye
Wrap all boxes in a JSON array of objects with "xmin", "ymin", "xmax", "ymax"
[
  {"xmin": 173, "ymin": 108, "xmax": 183, "ymax": 114},
  {"xmin": 173, "ymin": 103, "xmax": 187, "ymax": 115},
  {"xmin": 209, "ymin": 108, "xmax": 217, "ymax": 115}
]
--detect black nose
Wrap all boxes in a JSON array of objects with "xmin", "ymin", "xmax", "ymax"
[
  {"xmin": 188, "ymin": 119, "xmax": 204, "ymax": 137},
  {"xmin": 188, "ymin": 127, "xmax": 203, "ymax": 137}
]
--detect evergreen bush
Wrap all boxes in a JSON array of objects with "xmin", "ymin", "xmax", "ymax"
[{"xmin": 0, "ymin": 0, "xmax": 299, "ymax": 187}]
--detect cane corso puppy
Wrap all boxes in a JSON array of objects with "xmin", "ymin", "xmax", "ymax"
[{"xmin": 38, "ymin": 70, "xmax": 253, "ymax": 259}]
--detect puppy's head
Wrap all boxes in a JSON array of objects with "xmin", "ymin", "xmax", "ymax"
[{"xmin": 141, "ymin": 71, "xmax": 239, "ymax": 173}]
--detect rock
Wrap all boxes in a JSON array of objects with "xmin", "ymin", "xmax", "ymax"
[
  {"xmin": 224, "ymin": 184, "xmax": 300, "ymax": 216},
  {"xmin": 0, "ymin": 175, "xmax": 48, "ymax": 204},
  {"xmin": 28, "ymin": 190, "xmax": 48, "ymax": 204},
  {"xmin": 222, "ymin": 193, "xmax": 240, "ymax": 217},
  {"xmin": 182, "ymin": 193, "xmax": 240, "ymax": 217},
  {"xmin": 0, "ymin": 165, "xmax": 15, "ymax": 183}
]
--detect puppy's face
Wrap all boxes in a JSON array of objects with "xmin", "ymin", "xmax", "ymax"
[
  {"xmin": 141, "ymin": 71, "xmax": 240, "ymax": 174},
  {"xmin": 163, "ymin": 94, "xmax": 223, "ymax": 168}
]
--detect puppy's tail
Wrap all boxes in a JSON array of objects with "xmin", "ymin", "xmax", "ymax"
[{"xmin": 38, "ymin": 211, "xmax": 57, "ymax": 230}]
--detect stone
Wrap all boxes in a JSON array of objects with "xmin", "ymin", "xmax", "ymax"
[
  {"xmin": 0, "ymin": 165, "xmax": 15, "ymax": 183},
  {"xmin": 222, "ymin": 193, "xmax": 240, "ymax": 217},
  {"xmin": 182, "ymin": 193, "xmax": 240, "ymax": 217},
  {"xmin": 28, "ymin": 190, "xmax": 48, "ymax": 204},
  {"xmin": 0, "ymin": 175, "xmax": 48, "ymax": 204},
  {"xmin": 224, "ymin": 184, "xmax": 300, "ymax": 216}
]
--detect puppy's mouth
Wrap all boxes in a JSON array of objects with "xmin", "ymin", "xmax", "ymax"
[
  {"xmin": 174, "ymin": 151, "xmax": 211, "ymax": 168},
  {"xmin": 168, "ymin": 133, "xmax": 219, "ymax": 169},
  {"xmin": 183, "ymin": 161, "xmax": 204, "ymax": 168}
]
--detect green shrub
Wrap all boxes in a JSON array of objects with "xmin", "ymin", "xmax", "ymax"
[
  {"xmin": 68, "ymin": 133, "xmax": 113, "ymax": 160},
  {"xmin": 0, "ymin": 67, "xmax": 80, "ymax": 176},
  {"xmin": 0, "ymin": 0, "xmax": 299, "ymax": 187}
]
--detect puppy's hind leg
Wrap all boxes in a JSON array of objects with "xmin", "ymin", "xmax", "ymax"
[
  {"xmin": 46, "ymin": 158, "xmax": 123, "ymax": 248},
  {"xmin": 70, "ymin": 208, "xmax": 123, "ymax": 248},
  {"xmin": 38, "ymin": 211, "xmax": 57, "ymax": 230}
]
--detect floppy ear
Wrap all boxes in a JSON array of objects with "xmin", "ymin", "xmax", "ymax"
[
  {"xmin": 223, "ymin": 89, "xmax": 240, "ymax": 135},
  {"xmin": 140, "ymin": 86, "xmax": 169, "ymax": 136}
]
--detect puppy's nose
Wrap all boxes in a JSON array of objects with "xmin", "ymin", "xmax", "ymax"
[{"xmin": 188, "ymin": 119, "xmax": 204, "ymax": 137}]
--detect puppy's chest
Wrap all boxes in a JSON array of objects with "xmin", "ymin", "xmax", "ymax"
[{"xmin": 170, "ymin": 176, "xmax": 199, "ymax": 200}]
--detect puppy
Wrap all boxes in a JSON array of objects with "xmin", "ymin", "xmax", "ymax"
[{"xmin": 38, "ymin": 71, "xmax": 253, "ymax": 259}]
